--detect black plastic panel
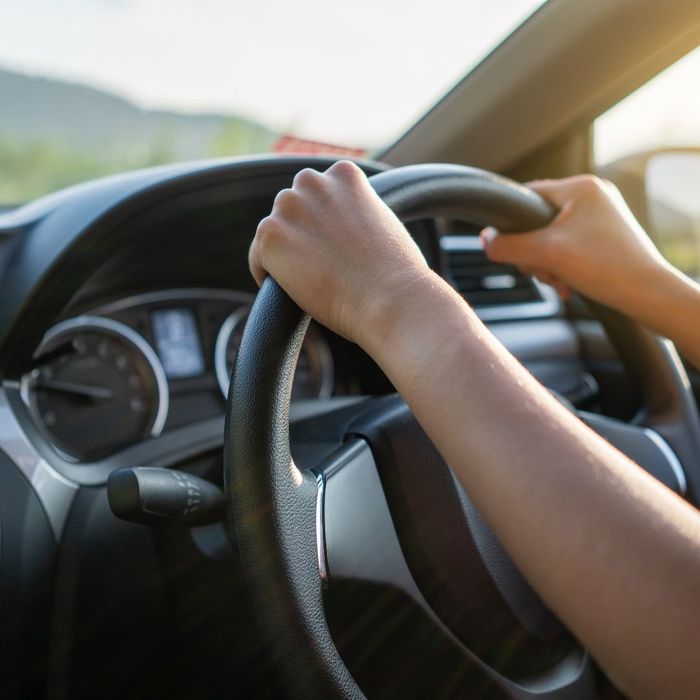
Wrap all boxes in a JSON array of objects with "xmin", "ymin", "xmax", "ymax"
[{"xmin": 0, "ymin": 449, "xmax": 57, "ymax": 699}]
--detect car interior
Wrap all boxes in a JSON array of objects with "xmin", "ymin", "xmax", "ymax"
[{"xmin": 1, "ymin": 0, "xmax": 700, "ymax": 698}]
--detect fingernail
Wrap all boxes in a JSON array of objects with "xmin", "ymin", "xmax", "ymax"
[{"xmin": 480, "ymin": 226, "xmax": 497, "ymax": 247}]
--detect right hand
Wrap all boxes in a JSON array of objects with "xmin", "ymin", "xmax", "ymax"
[{"xmin": 481, "ymin": 175, "xmax": 671, "ymax": 310}]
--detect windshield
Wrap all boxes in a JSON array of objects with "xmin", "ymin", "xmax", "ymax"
[{"xmin": 0, "ymin": 0, "xmax": 546, "ymax": 204}]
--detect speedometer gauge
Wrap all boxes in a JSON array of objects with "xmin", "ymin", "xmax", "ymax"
[
  {"xmin": 215, "ymin": 307, "xmax": 334, "ymax": 400},
  {"xmin": 22, "ymin": 316, "xmax": 168, "ymax": 462}
]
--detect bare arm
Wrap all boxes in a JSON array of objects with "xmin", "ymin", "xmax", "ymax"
[
  {"xmin": 367, "ymin": 279, "xmax": 700, "ymax": 700},
  {"xmin": 249, "ymin": 161, "xmax": 700, "ymax": 699},
  {"xmin": 482, "ymin": 175, "xmax": 700, "ymax": 368}
]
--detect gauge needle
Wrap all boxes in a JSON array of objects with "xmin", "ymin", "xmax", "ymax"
[
  {"xmin": 30, "ymin": 340, "xmax": 77, "ymax": 370},
  {"xmin": 37, "ymin": 379, "xmax": 115, "ymax": 401}
]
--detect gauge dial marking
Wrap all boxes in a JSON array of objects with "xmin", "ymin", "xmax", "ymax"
[
  {"xmin": 214, "ymin": 306, "xmax": 334, "ymax": 400},
  {"xmin": 22, "ymin": 316, "xmax": 169, "ymax": 462}
]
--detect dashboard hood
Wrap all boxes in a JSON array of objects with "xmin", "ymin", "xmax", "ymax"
[{"xmin": 0, "ymin": 155, "xmax": 387, "ymax": 377}]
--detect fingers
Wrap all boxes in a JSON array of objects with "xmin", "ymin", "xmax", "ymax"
[
  {"xmin": 248, "ymin": 218, "xmax": 271, "ymax": 287},
  {"xmin": 487, "ymin": 247, "xmax": 570, "ymax": 300},
  {"xmin": 248, "ymin": 245, "xmax": 266, "ymax": 287},
  {"xmin": 480, "ymin": 176, "xmax": 605, "ymax": 272},
  {"xmin": 271, "ymin": 187, "xmax": 303, "ymax": 219},
  {"xmin": 248, "ymin": 161, "xmax": 368, "ymax": 286},
  {"xmin": 526, "ymin": 174, "xmax": 615, "ymax": 208},
  {"xmin": 481, "ymin": 226, "xmax": 549, "ymax": 267},
  {"xmin": 249, "ymin": 209, "xmax": 297, "ymax": 288},
  {"xmin": 527, "ymin": 268, "xmax": 571, "ymax": 300},
  {"xmin": 292, "ymin": 167, "xmax": 323, "ymax": 190},
  {"xmin": 325, "ymin": 159, "xmax": 369, "ymax": 187},
  {"xmin": 249, "ymin": 171, "xmax": 323, "ymax": 287},
  {"xmin": 523, "ymin": 179, "xmax": 570, "ymax": 209},
  {"xmin": 552, "ymin": 281, "xmax": 571, "ymax": 301}
]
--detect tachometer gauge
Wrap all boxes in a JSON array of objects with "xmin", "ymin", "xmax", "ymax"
[
  {"xmin": 22, "ymin": 316, "xmax": 168, "ymax": 462},
  {"xmin": 215, "ymin": 307, "xmax": 334, "ymax": 400}
]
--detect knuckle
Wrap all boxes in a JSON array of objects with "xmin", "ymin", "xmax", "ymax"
[
  {"xmin": 272, "ymin": 187, "xmax": 301, "ymax": 213},
  {"xmin": 328, "ymin": 159, "xmax": 364, "ymax": 182},
  {"xmin": 256, "ymin": 214, "xmax": 274, "ymax": 235},
  {"xmin": 255, "ymin": 215, "xmax": 281, "ymax": 245},
  {"xmin": 600, "ymin": 177, "xmax": 621, "ymax": 197},
  {"xmin": 576, "ymin": 174, "xmax": 606, "ymax": 197},
  {"xmin": 293, "ymin": 167, "xmax": 322, "ymax": 189}
]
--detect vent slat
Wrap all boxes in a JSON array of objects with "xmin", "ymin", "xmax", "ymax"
[
  {"xmin": 466, "ymin": 288, "xmax": 540, "ymax": 306},
  {"xmin": 443, "ymin": 241, "xmax": 542, "ymax": 308}
]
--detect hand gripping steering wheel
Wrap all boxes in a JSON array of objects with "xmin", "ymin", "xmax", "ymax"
[{"xmin": 224, "ymin": 164, "xmax": 700, "ymax": 699}]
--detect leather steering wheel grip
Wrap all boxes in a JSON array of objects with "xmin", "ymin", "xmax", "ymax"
[
  {"xmin": 224, "ymin": 164, "xmax": 561, "ymax": 699},
  {"xmin": 224, "ymin": 281, "xmax": 363, "ymax": 698},
  {"xmin": 369, "ymin": 163, "xmax": 555, "ymax": 230}
]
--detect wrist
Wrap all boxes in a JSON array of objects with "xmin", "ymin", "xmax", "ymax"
[
  {"xmin": 610, "ymin": 260, "xmax": 700, "ymax": 333},
  {"xmin": 359, "ymin": 268, "xmax": 476, "ymax": 369}
]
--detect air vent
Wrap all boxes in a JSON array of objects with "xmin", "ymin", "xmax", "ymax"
[{"xmin": 441, "ymin": 235, "xmax": 560, "ymax": 321}]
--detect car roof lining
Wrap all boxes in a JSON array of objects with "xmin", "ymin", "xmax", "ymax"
[{"xmin": 380, "ymin": 0, "xmax": 700, "ymax": 172}]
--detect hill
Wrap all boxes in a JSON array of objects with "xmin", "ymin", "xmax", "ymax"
[{"xmin": 0, "ymin": 68, "xmax": 278, "ymax": 202}]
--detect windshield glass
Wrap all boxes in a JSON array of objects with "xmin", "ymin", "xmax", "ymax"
[{"xmin": 0, "ymin": 0, "xmax": 546, "ymax": 204}]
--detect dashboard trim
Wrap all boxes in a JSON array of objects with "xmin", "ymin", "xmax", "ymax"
[
  {"xmin": 440, "ymin": 235, "xmax": 561, "ymax": 322},
  {"xmin": 0, "ymin": 386, "xmax": 78, "ymax": 541},
  {"xmin": 215, "ymin": 303, "xmax": 335, "ymax": 401},
  {"xmin": 88, "ymin": 287, "xmax": 256, "ymax": 316},
  {"xmin": 214, "ymin": 306, "xmax": 250, "ymax": 400}
]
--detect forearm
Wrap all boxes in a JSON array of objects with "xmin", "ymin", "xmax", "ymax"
[
  {"xmin": 614, "ymin": 263, "xmax": 700, "ymax": 369},
  {"xmin": 363, "ymin": 273, "xmax": 700, "ymax": 699}
]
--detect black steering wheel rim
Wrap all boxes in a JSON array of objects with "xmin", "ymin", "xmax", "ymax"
[{"xmin": 224, "ymin": 163, "xmax": 700, "ymax": 699}]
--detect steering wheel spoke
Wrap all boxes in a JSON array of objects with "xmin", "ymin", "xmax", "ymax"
[
  {"xmin": 318, "ymin": 439, "xmax": 427, "ymax": 600},
  {"xmin": 585, "ymin": 301, "xmax": 700, "ymax": 497},
  {"xmin": 317, "ymin": 425, "xmax": 596, "ymax": 699}
]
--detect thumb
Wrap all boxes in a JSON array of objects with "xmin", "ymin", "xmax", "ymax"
[{"xmin": 480, "ymin": 226, "xmax": 549, "ymax": 267}]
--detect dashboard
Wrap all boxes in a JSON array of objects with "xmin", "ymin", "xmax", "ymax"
[
  {"xmin": 0, "ymin": 148, "xmax": 599, "ymax": 488},
  {"xmin": 21, "ymin": 289, "xmax": 336, "ymax": 462}
]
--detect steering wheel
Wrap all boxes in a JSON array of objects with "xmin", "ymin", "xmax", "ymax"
[{"xmin": 224, "ymin": 164, "xmax": 700, "ymax": 698}]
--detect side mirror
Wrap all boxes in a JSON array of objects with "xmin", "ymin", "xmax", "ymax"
[
  {"xmin": 600, "ymin": 148, "xmax": 700, "ymax": 279},
  {"xmin": 646, "ymin": 151, "xmax": 700, "ymax": 278}
]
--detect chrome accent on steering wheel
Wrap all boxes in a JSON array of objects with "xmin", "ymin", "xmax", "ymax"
[{"xmin": 643, "ymin": 427, "xmax": 688, "ymax": 494}]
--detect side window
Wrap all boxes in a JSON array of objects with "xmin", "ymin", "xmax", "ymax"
[{"xmin": 593, "ymin": 47, "xmax": 700, "ymax": 278}]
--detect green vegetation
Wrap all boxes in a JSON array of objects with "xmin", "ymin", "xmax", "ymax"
[
  {"xmin": 0, "ymin": 132, "xmax": 167, "ymax": 203},
  {"xmin": 0, "ymin": 120, "xmax": 278, "ymax": 205},
  {"xmin": 210, "ymin": 117, "xmax": 277, "ymax": 157},
  {"xmin": 0, "ymin": 68, "xmax": 284, "ymax": 205}
]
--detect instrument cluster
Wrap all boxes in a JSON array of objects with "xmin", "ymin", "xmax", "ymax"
[{"xmin": 21, "ymin": 289, "xmax": 335, "ymax": 462}]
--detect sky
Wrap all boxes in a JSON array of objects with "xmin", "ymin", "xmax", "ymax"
[
  {"xmin": 0, "ymin": 0, "xmax": 546, "ymax": 148},
  {"xmin": 1, "ymin": 0, "xmax": 699, "ymax": 159}
]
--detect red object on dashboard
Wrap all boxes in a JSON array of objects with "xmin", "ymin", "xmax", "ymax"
[{"xmin": 273, "ymin": 135, "xmax": 366, "ymax": 157}]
